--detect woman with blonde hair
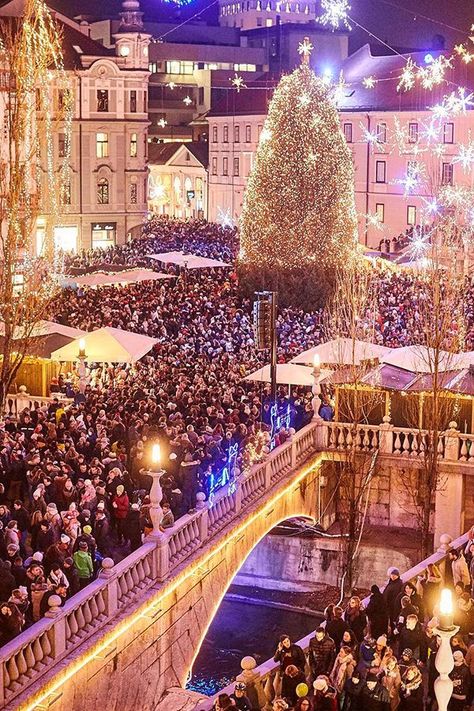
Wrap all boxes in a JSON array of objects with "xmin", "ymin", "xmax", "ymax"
[
  {"xmin": 330, "ymin": 645, "xmax": 356, "ymax": 695},
  {"xmin": 381, "ymin": 656, "xmax": 401, "ymax": 710}
]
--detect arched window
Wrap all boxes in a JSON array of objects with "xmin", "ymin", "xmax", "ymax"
[{"xmin": 97, "ymin": 177, "xmax": 109, "ymax": 204}]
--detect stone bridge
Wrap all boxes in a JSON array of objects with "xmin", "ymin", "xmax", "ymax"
[
  {"xmin": 0, "ymin": 423, "xmax": 324, "ymax": 711},
  {"xmin": 1, "ymin": 416, "xmax": 472, "ymax": 711}
]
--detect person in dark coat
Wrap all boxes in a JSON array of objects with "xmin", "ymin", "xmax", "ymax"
[
  {"xmin": 0, "ymin": 601, "xmax": 23, "ymax": 643},
  {"xmin": 397, "ymin": 614, "xmax": 427, "ymax": 663},
  {"xmin": 448, "ymin": 650, "xmax": 470, "ymax": 711},
  {"xmin": 179, "ymin": 453, "xmax": 200, "ymax": 514},
  {"xmin": 0, "ymin": 560, "xmax": 15, "ymax": 601},
  {"xmin": 312, "ymin": 677, "xmax": 338, "ymax": 711},
  {"xmin": 360, "ymin": 672, "xmax": 390, "ymax": 711},
  {"xmin": 366, "ymin": 585, "xmax": 389, "ymax": 639},
  {"xmin": 273, "ymin": 634, "xmax": 306, "ymax": 673},
  {"xmin": 326, "ymin": 606, "xmax": 349, "ymax": 650},
  {"xmin": 382, "ymin": 569, "xmax": 404, "ymax": 628},
  {"xmin": 93, "ymin": 511, "xmax": 112, "ymax": 557},
  {"xmin": 281, "ymin": 664, "xmax": 306, "ymax": 706},
  {"xmin": 124, "ymin": 503, "xmax": 142, "ymax": 552},
  {"xmin": 342, "ymin": 670, "xmax": 363, "ymax": 711},
  {"xmin": 36, "ymin": 521, "xmax": 55, "ymax": 553},
  {"xmin": 308, "ymin": 628, "xmax": 336, "ymax": 680},
  {"xmin": 344, "ymin": 597, "xmax": 367, "ymax": 644},
  {"xmin": 63, "ymin": 557, "xmax": 80, "ymax": 595}
]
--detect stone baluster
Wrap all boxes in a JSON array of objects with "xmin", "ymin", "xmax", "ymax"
[
  {"xmin": 44, "ymin": 595, "xmax": 66, "ymax": 659},
  {"xmin": 99, "ymin": 558, "xmax": 118, "ymax": 617},
  {"xmin": 236, "ymin": 656, "xmax": 267, "ymax": 711},
  {"xmin": 393, "ymin": 430, "xmax": 401, "ymax": 454},
  {"xmin": 443, "ymin": 422, "xmax": 459, "ymax": 462},
  {"xmin": 402, "ymin": 433, "xmax": 411, "ymax": 456},
  {"xmin": 460, "ymin": 438, "xmax": 468, "ymax": 461},
  {"xmin": 195, "ymin": 492, "xmax": 209, "ymax": 544}
]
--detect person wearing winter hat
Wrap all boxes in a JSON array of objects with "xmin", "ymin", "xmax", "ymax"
[
  {"xmin": 124, "ymin": 501, "xmax": 142, "ymax": 552},
  {"xmin": 43, "ymin": 535, "xmax": 71, "ymax": 575},
  {"xmin": 73, "ymin": 540, "xmax": 94, "ymax": 589},
  {"xmin": 313, "ymin": 676, "xmax": 338, "ymax": 710},
  {"xmin": 383, "ymin": 568, "xmax": 404, "ymax": 629},
  {"xmin": 361, "ymin": 671, "xmax": 390, "ymax": 711},
  {"xmin": 230, "ymin": 681, "xmax": 251, "ymax": 711},
  {"xmin": 399, "ymin": 664, "xmax": 423, "ymax": 711}
]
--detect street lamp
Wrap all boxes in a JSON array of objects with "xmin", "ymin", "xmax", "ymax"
[
  {"xmin": 77, "ymin": 338, "xmax": 87, "ymax": 393},
  {"xmin": 312, "ymin": 353, "xmax": 322, "ymax": 419},
  {"xmin": 147, "ymin": 443, "xmax": 164, "ymax": 536},
  {"xmin": 434, "ymin": 587, "xmax": 458, "ymax": 711}
]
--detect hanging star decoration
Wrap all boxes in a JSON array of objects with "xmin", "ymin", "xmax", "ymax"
[
  {"xmin": 362, "ymin": 76, "xmax": 377, "ymax": 89},
  {"xmin": 297, "ymin": 37, "xmax": 313, "ymax": 62},
  {"xmin": 230, "ymin": 73, "xmax": 246, "ymax": 93},
  {"xmin": 333, "ymin": 71, "xmax": 347, "ymax": 105},
  {"xmin": 168, "ymin": 81, "xmax": 176, "ymax": 89},
  {"xmin": 317, "ymin": 0, "xmax": 351, "ymax": 30},
  {"xmin": 183, "ymin": 95, "xmax": 192, "ymax": 106},
  {"xmin": 157, "ymin": 118, "xmax": 167, "ymax": 128},
  {"xmin": 453, "ymin": 142, "xmax": 474, "ymax": 171},
  {"xmin": 397, "ymin": 57, "xmax": 417, "ymax": 92}
]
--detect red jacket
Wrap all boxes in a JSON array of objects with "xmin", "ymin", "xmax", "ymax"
[{"xmin": 112, "ymin": 493, "xmax": 129, "ymax": 519}]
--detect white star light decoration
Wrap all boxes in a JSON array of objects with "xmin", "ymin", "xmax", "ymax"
[
  {"xmin": 217, "ymin": 207, "xmax": 234, "ymax": 228},
  {"xmin": 297, "ymin": 38, "xmax": 314, "ymax": 60},
  {"xmin": 362, "ymin": 76, "xmax": 377, "ymax": 89},
  {"xmin": 168, "ymin": 81, "xmax": 176, "ymax": 90},
  {"xmin": 183, "ymin": 95, "xmax": 192, "ymax": 106},
  {"xmin": 453, "ymin": 143, "xmax": 474, "ymax": 172},
  {"xmin": 157, "ymin": 118, "xmax": 167, "ymax": 128},
  {"xmin": 230, "ymin": 73, "xmax": 246, "ymax": 92},
  {"xmin": 317, "ymin": 0, "xmax": 351, "ymax": 30}
]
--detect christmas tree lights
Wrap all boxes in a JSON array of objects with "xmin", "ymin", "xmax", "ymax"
[{"xmin": 239, "ymin": 41, "xmax": 358, "ymax": 307}]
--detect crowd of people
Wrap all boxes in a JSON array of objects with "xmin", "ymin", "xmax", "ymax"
[
  {"xmin": 2, "ymin": 214, "xmax": 474, "ymax": 657},
  {"xmin": 212, "ymin": 544, "xmax": 474, "ymax": 710}
]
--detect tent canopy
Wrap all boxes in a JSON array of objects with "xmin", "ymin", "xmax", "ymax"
[
  {"xmin": 291, "ymin": 338, "xmax": 392, "ymax": 367},
  {"xmin": 381, "ymin": 345, "xmax": 474, "ymax": 374},
  {"xmin": 51, "ymin": 327, "xmax": 158, "ymax": 364},
  {"xmin": 244, "ymin": 363, "xmax": 329, "ymax": 386},
  {"xmin": 73, "ymin": 269, "xmax": 174, "ymax": 287},
  {"xmin": 148, "ymin": 251, "xmax": 230, "ymax": 269}
]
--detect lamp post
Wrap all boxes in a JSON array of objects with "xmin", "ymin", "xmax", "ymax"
[
  {"xmin": 434, "ymin": 587, "xmax": 458, "ymax": 711},
  {"xmin": 147, "ymin": 443, "xmax": 165, "ymax": 536},
  {"xmin": 77, "ymin": 338, "xmax": 87, "ymax": 394},
  {"xmin": 312, "ymin": 353, "xmax": 322, "ymax": 419}
]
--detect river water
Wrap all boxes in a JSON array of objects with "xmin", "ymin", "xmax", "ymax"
[{"xmin": 186, "ymin": 597, "xmax": 320, "ymax": 696}]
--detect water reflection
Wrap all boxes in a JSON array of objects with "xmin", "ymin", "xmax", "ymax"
[{"xmin": 187, "ymin": 598, "xmax": 320, "ymax": 696}]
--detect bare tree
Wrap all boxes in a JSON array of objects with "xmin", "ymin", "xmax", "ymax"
[
  {"xmin": 0, "ymin": 0, "xmax": 72, "ymax": 409},
  {"xmin": 324, "ymin": 256, "xmax": 385, "ymax": 592}
]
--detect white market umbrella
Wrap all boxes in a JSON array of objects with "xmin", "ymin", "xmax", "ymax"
[
  {"xmin": 382, "ymin": 345, "xmax": 471, "ymax": 373},
  {"xmin": 51, "ymin": 327, "xmax": 159, "ymax": 364},
  {"xmin": 73, "ymin": 268, "xmax": 174, "ymax": 287},
  {"xmin": 244, "ymin": 363, "xmax": 325, "ymax": 387}
]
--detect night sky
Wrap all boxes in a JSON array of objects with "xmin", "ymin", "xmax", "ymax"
[{"xmin": 51, "ymin": 0, "xmax": 472, "ymax": 52}]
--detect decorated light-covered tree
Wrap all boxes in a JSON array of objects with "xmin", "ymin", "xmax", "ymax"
[{"xmin": 239, "ymin": 39, "xmax": 358, "ymax": 307}]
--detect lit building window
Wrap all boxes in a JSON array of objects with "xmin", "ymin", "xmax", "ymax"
[
  {"xmin": 375, "ymin": 160, "xmax": 386, "ymax": 183},
  {"xmin": 442, "ymin": 162, "xmax": 454, "ymax": 186},
  {"xmin": 375, "ymin": 203, "xmax": 385, "ymax": 223},
  {"xmin": 97, "ymin": 177, "xmax": 109, "ymax": 204},
  {"xmin": 407, "ymin": 205, "xmax": 416, "ymax": 225},
  {"xmin": 408, "ymin": 122, "xmax": 418, "ymax": 143},
  {"xmin": 223, "ymin": 157, "xmax": 228, "ymax": 175},
  {"xmin": 233, "ymin": 157, "xmax": 239, "ymax": 176},
  {"xmin": 212, "ymin": 125, "xmax": 218, "ymax": 142},
  {"xmin": 96, "ymin": 132, "xmax": 109, "ymax": 158},
  {"xmin": 443, "ymin": 122, "xmax": 454, "ymax": 144},
  {"xmin": 245, "ymin": 125, "xmax": 251, "ymax": 142},
  {"xmin": 61, "ymin": 180, "xmax": 71, "ymax": 205},
  {"xmin": 130, "ymin": 90, "xmax": 137, "ymax": 113},
  {"xmin": 130, "ymin": 183, "xmax": 138, "ymax": 203},
  {"xmin": 343, "ymin": 123, "xmax": 353, "ymax": 143},
  {"xmin": 377, "ymin": 122, "xmax": 387, "ymax": 143}
]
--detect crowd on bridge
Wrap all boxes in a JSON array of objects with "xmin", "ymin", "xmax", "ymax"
[
  {"xmin": 3, "ymin": 216, "xmax": 474, "ymax": 650},
  {"xmin": 212, "ymin": 547, "xmax": 474, "ymax": 711}
]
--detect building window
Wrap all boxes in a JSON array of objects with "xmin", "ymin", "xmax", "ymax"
[
  {"xmin": 343, "ymin": 123, "xmax": 353, "ymax": 143},
  {"xmin": 233, "ymin": 157, "xmax": 239, "ymax": 176},
  {"xmin": 143, "ymin": 92, "xmax": 147, "ymax": 112},
  {"xmin": 96, "ymin": 132, "xmax": 109, "ymax": 158},
  {"xmin": 97, "ymin": 178, "xmax": 109, "ymax": 204},
  {"xmin": 375, "ymin": 203, "xmax": 384, "ymax": 223},
  {"xmin": 377, "ymin": 122, "xmax": 387, "ymax": 143},
  {"xmin": 148, "ymin": 62, "xmax": 157, "ymax": 74},
  {"xmin": 165, "ymin": 60, "xmax": 194, "ymax": 75},
  {"xmin": 407, "ymin": 205, "xmax": 416, "ymax": 225},
  {"xmin": 245, "ymin": 124, "xmax": 251, "ymax": 142},
  {"xmin": 257, "ymin": 124, "xmax": 263, "ymax": 139},
  {"xmin": 408, "ymin": 122, "xmax": 418, "ymax": 143},
  {"xmin": 375, "ymin": 160, "xmax": 386, "ymax": 183},
  {"xmin": 130, "ymin": 133, "xmax": 138, "ymax": 158},
  {"xmin": 442, "ymin": 162, "xmax": 454, "ymax": 186},
  {"xmin": 223, "ymin": 125, "xmax": 229, "ymax": 143},
  {"xmin": 234, "ymin": 125, "xmax": 240, "ymax": 143},
  {"xmin": 92, "ymin": 222, "xmax": 116, "ymax": 249},
  {"xmin": 443, "ymin": 122, "xmax": 454, "ymax": 144},
  {"xmin": 61, "ymin": 181, "xmax": 71, "ymax": 205},
  {"xmin": 58, "ymin": 133, "xmax": 67, "ymax": 158},
  {"xmin": 212, "ymin": 126, "xmax": 218, "ymax": 142},
  {"xmin": 130, "ymin": 183, "xmax": 138, "ymax": 203},
  {"xmin": 198, "ymin": 87, "xmax": 204, "ymax": 104},
  {"xmin": 130, "ymin": 90, "xmax": 137, "ymax": 113},
  {"xmin": 223, "ymin": 157, "xmax": 228, "ymax": 175},
  {"xmin": 58, "ymin": 88, "xmax": 70, "ymax": 110},
  {"xmin": 212, "ymin": 156, "xmax": 217, "ymax": 175},
  {"xmin": 97, "ymin": 90, "xmax": 109, "ymax": 112}
]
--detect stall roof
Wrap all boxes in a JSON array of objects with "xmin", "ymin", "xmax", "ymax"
[
  {"xmin": 148, "ymin": 252, "xmax": 231, "ymax": 269},
  {"xmin": 73, "ymin": 269, "xmax": 174, "ymax": 287},
  {"xmin": 382, "ymin": 346, "xmax": 474, "ymax": 374},
  {"xmin": 244, "ymin": 363, "xmax": 330, "ymax": 386},
  {"xmin": 51, "ymin": 327, "xmax": 159, "ymax": 364},
  {"xmin": 291, "ymin": 338, "xmax": 392, "ymax": 367}
]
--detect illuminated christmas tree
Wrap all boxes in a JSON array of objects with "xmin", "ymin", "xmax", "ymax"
[{"xmin": 239, "ymin": 39, "xmax": 358, "ymax": 307}]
